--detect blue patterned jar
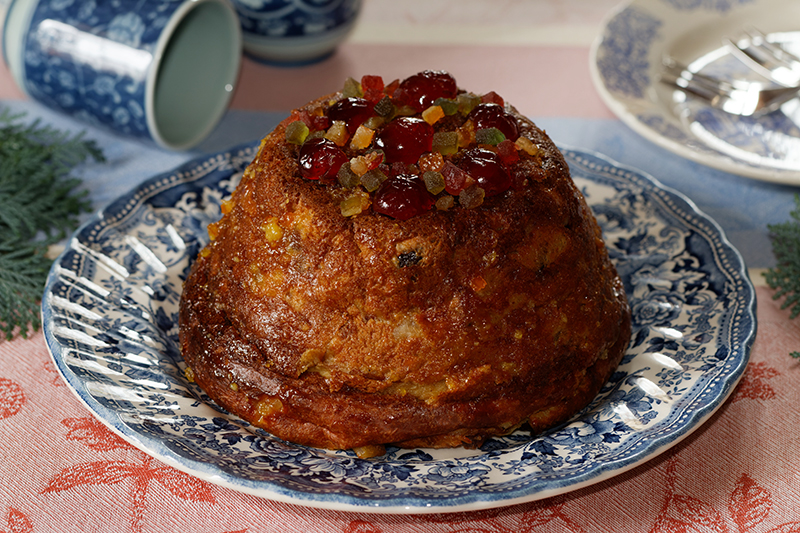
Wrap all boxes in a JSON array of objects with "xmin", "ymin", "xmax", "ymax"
[
  {"xmin": 231, "ymin": 0, "xmax": 361, "ymax": 64},
  {"xmin": 2, "ymin": 0, "xmax": 242, "ymax": 150}
]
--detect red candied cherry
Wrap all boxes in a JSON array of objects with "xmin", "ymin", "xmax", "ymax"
[
  {"xmin": 458, "ymin": 148, "xmax": 511, "ymax": 197},
  {"xmin": 298, "ymin": 137, "xmax": 348, "ymax": 181},
  {"xmin": 468, "ymin": 103, "xmax": 519, "ymax": 141},
  {"xmin": 373, "ymin": 175, "xmax": 434, "ymax": 220},
  {"xmin": 374, "ymin": 117, "xmax": 433, "ymax": 165},
  {"xmin": 361, "ymin": 75, "xmax": 385, "ymax": 102},
  {"xmin": 394, "ymin": 70, "xmax": 458, "ymax": 112},
  {"xmin": 327, "ymin": 97, "xmax": 375, "ymax": 134}
]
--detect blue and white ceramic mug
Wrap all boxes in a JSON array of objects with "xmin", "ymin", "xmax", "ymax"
[
  {"xmin": 2, "ymin": 0, "xmax": 242, "ymax": 150},
  {"xmin": 231, "ymin": 0, "xmax": 361, "ymax": 65}
]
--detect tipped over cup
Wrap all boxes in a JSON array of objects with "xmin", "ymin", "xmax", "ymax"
[{"xmin": 2, "ymin": 0, "xmax": 242, "ymax": 150}]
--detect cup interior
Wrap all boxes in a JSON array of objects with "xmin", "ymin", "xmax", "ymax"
[{"xmin": 150, "ymin": 0, "xmax": 241, "ymax": 150}]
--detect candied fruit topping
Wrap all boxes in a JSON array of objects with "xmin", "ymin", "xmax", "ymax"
[
  {"xmin": 432, "ymin": 131, "xmax": 459, "ymax": 156},
  {"xmin": 422, "ymin": 105, "xmax": 445, "ymax": 125},
  {"xmin": 469, "ymin": 103, "xmax": 519, "ymax": 141},
  {"xmin": 299, "ymin": 137, "xmax": 348, "ymax": 181},
  {"xmin": 375, "ymin": 117, "xmax": 433, "ymax": 165},
  {"xmin": 373, "ymin": 175, "xmax": 435, "ymax": 220},
  {"xmin": 289, "ymin": 70, "xmax": 542, "ymax": 219},
  {"xmin": 394, "ymin": 70, "xmax": 458, "ymax": 112},
  {"xmin": 458, "ymin": 147, "xmax": 511, "ymax": 197},
  {"xmin": 285, "ymin": 120, "xmax": 310, "ymax": 145},
  {"xmin": 328, "ymin": 97, "xmax": 375, "ymax": 133},
  {"xmin": 475, "ymin": 127, "xmax": 506, "ymax": 146}
]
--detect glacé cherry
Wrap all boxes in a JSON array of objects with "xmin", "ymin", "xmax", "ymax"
[
  {"xmin": 458, "ymin": 148, "xmax": 511, "ymax": 197},
  {"xmin": 394, "ymin": 70, "xmax": 458, "ymax": 112},
  {"xmin": 469, "ymin": 103, "xmax": 519, "ymax": 141},
  {"xmin": 299, "ymin": 138, "xmax": 348, "ymax": 181},
  {"xmin": 374, "ymin": 117, "xmax": 433, "ymax": 165},
  {"xmin": 373, "ymin": 175, "xmax": 434, "ymax": 220}
]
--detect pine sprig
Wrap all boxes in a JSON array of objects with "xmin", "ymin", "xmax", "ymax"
[
  {"xmin": 0, "ymin": 108, "xmax": 104, "ymax": 340},
  {"xmin": 764, "ymin": 194, "xmax": 800, "ymax": 358}
]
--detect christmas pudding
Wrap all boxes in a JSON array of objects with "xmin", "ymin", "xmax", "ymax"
[{"xmin": 179, "ymin": 71, "xmax": 631, "ymax": 457}]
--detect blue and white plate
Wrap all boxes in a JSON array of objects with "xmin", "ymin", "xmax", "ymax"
[
  {"xmin": 591, "ymin": 0, "xmax": 800, "ymax": 185},
  {"xmin": 42, "ymin": 142, "xmax": 755, "ymax": 513}
]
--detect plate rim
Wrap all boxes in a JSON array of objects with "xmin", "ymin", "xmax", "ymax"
[
  {"xmin": 41, "ymin": 140, "xmax": 757, "ymax": 513},
  {"xmin": 589, "ymin": 0, "xmax": 800, "ymax": 185}
]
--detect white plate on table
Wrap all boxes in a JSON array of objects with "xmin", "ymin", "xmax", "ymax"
[
  {"xmin": 591, "ymin": 0, "xmax": 800, "ymax": 185},
  {"xmin": 42, "ymin": 143, "xmax": 755, "ymax": 513}
]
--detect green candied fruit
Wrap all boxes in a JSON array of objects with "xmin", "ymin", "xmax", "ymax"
[
  {"xmin": 457, "ymin": 93, "xmax": 481, "ymax": 115},
  {"xmin": 433, "ymin": 97, "xmax": 459, "ymax": 116},
  {"xmin": 343, "ymin": 77, "xmax": 363, "ymax": 98},
  {"xmin": 373, "ymin": 96, "xmax": 395, "ymax": 118},
  {"xmin": 432, "ymin": 131, "xmax": 459, "ymax": 155},
  {"xmin": 285, "ymin": 120, "xmax": 310, "ymax": 145},
  {"xmin": 422, "ymin": 171, "xmax": 446, "ymax": 195},
  {"xmin": 475, "ymin": 127, "xmax": 506, "ymax": 146},
  {"xmin": 337, "ymin": 161, "xmax": 360, "ymax": 188},
  {"xmin": 361, "ymin": 167, "xmax": 388, "ymax": 192}
]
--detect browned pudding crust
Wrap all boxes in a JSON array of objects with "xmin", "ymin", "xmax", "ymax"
[{"xmin": 179, "ymin": 74, "xmax": 631, "ymax": 453}]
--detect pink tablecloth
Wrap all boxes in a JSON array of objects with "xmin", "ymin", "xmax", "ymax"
[
  {"xmin": 1, "ymin": 0, "xmax": 800, "ymax": 530},
  {"xmin": 0, "ymin": 286, "xmax": 797, "ymax": 532}
]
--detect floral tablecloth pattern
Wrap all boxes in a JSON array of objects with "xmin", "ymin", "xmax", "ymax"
[{"xmin": 0, "ymin": 286, "xmax": 797, "ymax": 532}]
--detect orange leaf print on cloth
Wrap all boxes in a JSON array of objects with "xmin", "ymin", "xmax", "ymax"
[
  {"xmin": 0, "ymin": 378, "xmax": 25, "ymax": 419},
  {"xmin": 43, "ymin": 456, "xmax": 215, "ymax": 533},
  {"xmin": 731, "ymin": 362, "xmax": 780, "ymax": 403},
  {"xmin": 62, "ymin": 416, "xmax": 129, "ymax": 452},
  {"xmin": 729, "ymin": 474, "xmax": 772, "ymax": 532},
  {"xmin": 2, "ymin": 508, "xmax": 32, "ymax": 533},
  {"xmin": 651, "ymin": 459, "xmax": 800, "ymax": 533}
]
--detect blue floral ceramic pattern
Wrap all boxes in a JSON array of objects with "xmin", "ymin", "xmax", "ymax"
[
  {"xmin": 595, "ymin": 7, "xmax": 662, "ymax": 99},
  {"xmin": 233, "ymin": 0, "xmax": 360, "ymax": 38},
  {"xmin": 590, "ymin": 0, "xmax": 800, "ymax": 184},
  {"xmin": 42, "ymin": 143, "xmax": 755, "ymax": 512},
  {"xmin": 662, "ymin": 0, "xmax": 756, "ymax": 11},
  {"xmin": 21, "ymin": 0, "xmax": 179, "ymax": 140}
]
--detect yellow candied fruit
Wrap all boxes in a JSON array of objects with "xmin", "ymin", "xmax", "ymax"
[
  {"xmin": 199, "ymin": 247, "xmax": 211, "ymax": 258},
  {"xmin": 456, "ymin": 120, "xmax": 476, "ymax": 148},
  {"xmin": 262, "ymin": 217, "xmax": 284, "ymax": 244},
  {"xmin": 418, "ymin": 151, "xmax": 444, "ymax": 173},
  {"xmin": 349, "ymin": 124, "xmax": 375, "ymax": 150},
  {"xmin": 470, "ymin": 275, "xmax": 487, "ymax": 292},
  {"xmin": 422, "ymin": 105, "xmax": 445, "ymax": 125},
  {"xmin": 349, "ymin": 151, "xmax": 382, "ymax": 177},
  {"xmin": 207, "ymin": 222, "xmax": 219, "ymax": 241},
  {"xmin": 220, "ymin": 198, "xmax": 235, "ymax": 215},
  {"xmin": 340, "ymin": 191, "xmax": 371, "ymax": 217},
  {"xmin": 184, "ymin": 366, "xmax": 195, "ymax": 382},
  {"xmin": 513, "ymin": 329, "xmax": 524, "ymax": 340},
  {"xmin": 230, "ymin": 382, "xmax": 239, "ymax": 392},
  {"xmin": 325, "ymin": 120, "xmax": 349, "ymax": 147},
  {"xmin": 515, "ymin": 136, "xmax": 539, "ymax": 156},
  {"xmin": 353, "ymin": 444, "xmax": 386, "ymax": 459},
  {"xmin": 255, "ymin": 396, "xmax": 284, "ymax": 422},
  {"xmin": 436, "ymin": 195, "xmax": 454, "ymax": 211}
]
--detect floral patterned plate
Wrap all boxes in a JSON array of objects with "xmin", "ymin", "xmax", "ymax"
[
  {"xmin": 590, "ymin": 0, "xmax": 800, "ymax": 185},
  {"xmin": 42, "ymin": 142, "xmax": 755, "ymax": 513}
]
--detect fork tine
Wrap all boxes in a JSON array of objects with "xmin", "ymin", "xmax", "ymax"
[
  {"xmin": 660, "ymin": 59, "xmax": 731, "ymax": 105},
  {"xmin": 725, "ymin": 28, "xmax": 800, "ymax": 86},
  {"xmin": 745, "ymin": 27, "xmax": 800, "ymax": 67},
  {"xmin": 659, "ymin": 56, "xmax": 800, "ymax": 117}
]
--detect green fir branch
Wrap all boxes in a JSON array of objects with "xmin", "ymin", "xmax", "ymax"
[
  {"xmin": 764, "ymin": 194, "xmax": 800, "ymax": 359},
  {"xmin": 0, "ymin": 108, "xmax": 103, "ymax": 340}
]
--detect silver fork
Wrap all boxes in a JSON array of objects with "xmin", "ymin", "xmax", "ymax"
[
  {"xmin": 660, "ymin": 58, "xmax": 800, "ymax": 117},
  {"xmin": 724, "ymin": 27, "xmax": 800, "ymax": 86}
]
